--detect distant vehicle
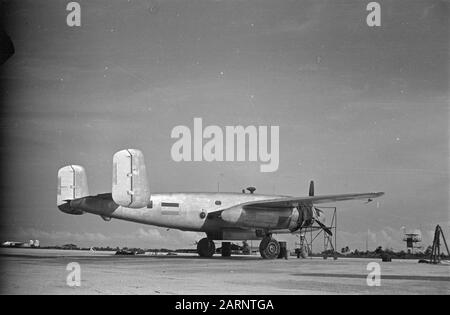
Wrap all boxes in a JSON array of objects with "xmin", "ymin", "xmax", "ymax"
[
  {"xmin": 115, "ymin": 249, "xmax": 136, "ymax": 256},
  {"xmin": 57, "ymin": 149, "xmax": 384, "ymax": 259}
]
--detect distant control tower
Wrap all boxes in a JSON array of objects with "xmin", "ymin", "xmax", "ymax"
[{"xmin": 402, "ymin": 227, "xmax": 422, "ymax": 254}]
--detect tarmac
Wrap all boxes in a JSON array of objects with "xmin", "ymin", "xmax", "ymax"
[{"xmin": 0, "ymin": 248, "xmax": 449, "ymax": 295}]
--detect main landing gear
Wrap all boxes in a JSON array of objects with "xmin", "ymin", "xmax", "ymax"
[
  {"xmin": 196, "ymin": 236, "xmax": 281, "ymax": 259},
  {"xmin": 259, "ymin": 235, "xmax": 280, "ymax": 259},
  {"xmin": 197, "ymin": 238, "xmax": 215, "ymax": 257}
]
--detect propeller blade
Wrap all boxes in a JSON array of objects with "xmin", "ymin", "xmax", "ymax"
[
  {"xmin": 314, "ymin": 207, "xmax": 323, "ymax": 215},
  {"xmin": 309, "ymin": 180, "xmax": 314, "ymax": 197},
  {"xmin": 315, "ymin": 219, "xmax": 333, "ymax": 236}
]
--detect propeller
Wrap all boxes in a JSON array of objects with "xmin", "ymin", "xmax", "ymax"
[
  {"xmin": 0, "ymin": 30, "xmax": 15, "ymax": 65},
  {"xmin": 309, "ymin": 180, "xmax": 332, "ymax": 236},
  {"xmin": 309, "ymin": 180, "xmax": 314, "ymax": 197},
  {"xmin": 314, "ymin": 216, "xmax": 333, "ymax": 236},
  {"xmin": 313, "ymin": 207, "xmax": 333, "ymax": 236}
]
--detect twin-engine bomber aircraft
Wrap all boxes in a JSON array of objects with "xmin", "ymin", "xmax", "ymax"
[{"xmin": 57, "ymin": 149, "xmax": 384, "ymax": 259}]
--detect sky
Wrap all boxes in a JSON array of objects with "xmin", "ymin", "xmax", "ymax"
[{"xmin": 0, "ymin": 0, "xmax": 448, "ymax": 252}]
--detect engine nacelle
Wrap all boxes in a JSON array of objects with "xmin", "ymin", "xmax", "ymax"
[
  {"xmin": 112, "ymin": 149, "xmax": 150, "ymax": 208},
  {"xmin": 221, "ymin": 206, "xmax": 296, "ymax": 230}
]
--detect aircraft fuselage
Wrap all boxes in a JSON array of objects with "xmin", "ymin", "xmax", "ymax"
[{"xmin": 62, "ymin": 192, "xmax": 298, "ymax": 240}]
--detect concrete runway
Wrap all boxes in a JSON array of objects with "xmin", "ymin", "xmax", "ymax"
[{"xmin": 0, "ymin": 248, "xmax": 449, "ymax": 295}]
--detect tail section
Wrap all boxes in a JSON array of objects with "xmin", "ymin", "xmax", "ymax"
[
  {"xmin": 57, "ymin": 149, "xmax": 150, "ymax": 215},
  {"xmin": 57, "ymin": 165, "xmax": 89, "ymax": 215},
  {"xmin": 112, "ymin": 149, "xmax": 150, "ymax": 208}
]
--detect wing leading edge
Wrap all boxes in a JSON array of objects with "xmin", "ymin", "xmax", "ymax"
[{"xmin": 233, "ymin": 192, "xmax": 385, "ymax": 211}]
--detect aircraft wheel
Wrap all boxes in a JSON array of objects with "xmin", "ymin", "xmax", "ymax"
[
  {"xmin": 197, "ymin": 238, "xmax": 215, "ymax": 257},
  {"xmin": 259, "ymin": 237, "xmax": 280, "ymax": 259}
]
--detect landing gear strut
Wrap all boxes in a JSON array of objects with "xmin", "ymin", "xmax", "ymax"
[
  {"xmin": 197, "ymin": 238, "xmax": 215, "ymax": 257},
  {"xmin": 259, "ymin": 235, "xmax": 280, "ymax": 259}
]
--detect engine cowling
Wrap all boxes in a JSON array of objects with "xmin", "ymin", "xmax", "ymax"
[
  {"xmin": 112, "ymin": 149, "xmax": 150, "ymax": 208},
  {"xmin": 288, "ymin": 204, "xmax": 315, "ymax": 231},
  {"xmin": 221, "ymin": 206, "xmax": 300, "ymax": 230}
]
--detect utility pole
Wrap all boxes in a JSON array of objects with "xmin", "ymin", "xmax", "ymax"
[{"xmin": 366, "ymin": 229, "xmax": 369, "ymax": 252}]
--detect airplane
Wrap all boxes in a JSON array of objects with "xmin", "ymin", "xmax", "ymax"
[{"xmin": 57, "ymin": 149, "xmax": 384, "ymax": 259}]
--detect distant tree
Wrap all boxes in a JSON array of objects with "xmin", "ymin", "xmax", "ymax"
[
  {"xmin": 385, "ymin": 247, "xmax": 394, "ymax": 254},
  {"xmin": 375, "ymin": 246, "xmax": 383, "ymax": 254}
]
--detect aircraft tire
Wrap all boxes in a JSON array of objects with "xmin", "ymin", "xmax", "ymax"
[
  {"xmin": 197, "ymin": 238, "xmax": 215, "ymax": 257},
  {"xmin": 259, "ymin": 237, "xmax": 280, "ymax": 259}
]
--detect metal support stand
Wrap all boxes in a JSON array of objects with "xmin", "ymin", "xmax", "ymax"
[
  {"xmin": 430, "ymin": 225, "xmax": 449, "ymax": 264},
  {"xmin": 296, "ymin": 207, "xmax": 337, "ymax": 259}
]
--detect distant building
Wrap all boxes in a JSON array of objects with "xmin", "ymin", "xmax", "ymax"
[
  {"xmin": 61, "ymin": 244, "xmax": 79, "ymax": 250},
  {"xmin": 402, "ymin": 227, "xmax": 422, "ymax": 254},
  {"xmin": 2, "ymin": 241, "xmax": 25, "ymax": 247},
  {"xmin": 1, "ymin": 240, "xmax": 40, "ymax": 248}
]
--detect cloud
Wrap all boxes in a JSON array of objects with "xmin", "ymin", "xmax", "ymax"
[
  {"xmin": 337, "ymin": 224, "xmax": 450, "ymax": 252},
  {"xmin": 135, "ymin": 228, "xmax": 162, "ymax": 240},
  {"xmin": 13, "ymin": 227, "xmax": 110, "ymax": 243},
  {"xmin": 6, "ymin": 226, "xmax": 204, "ymax": 249},
  {"xmin": 338, "ymin": 227, "xmax": 405, "ymax": 251}
]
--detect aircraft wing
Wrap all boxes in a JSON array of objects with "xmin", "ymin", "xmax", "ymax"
[{"xmin": 235, "ymin": 192, "xmax": 384, "ymax": 211}]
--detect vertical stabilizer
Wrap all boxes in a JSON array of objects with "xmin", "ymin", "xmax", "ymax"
[
  {"xmin": 57, "ymin": 165, "xmax": 89, "ymax": 206},
  {"xmin": 112, "ymin": 149, "xmax": 150, "ymax": 208}
]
